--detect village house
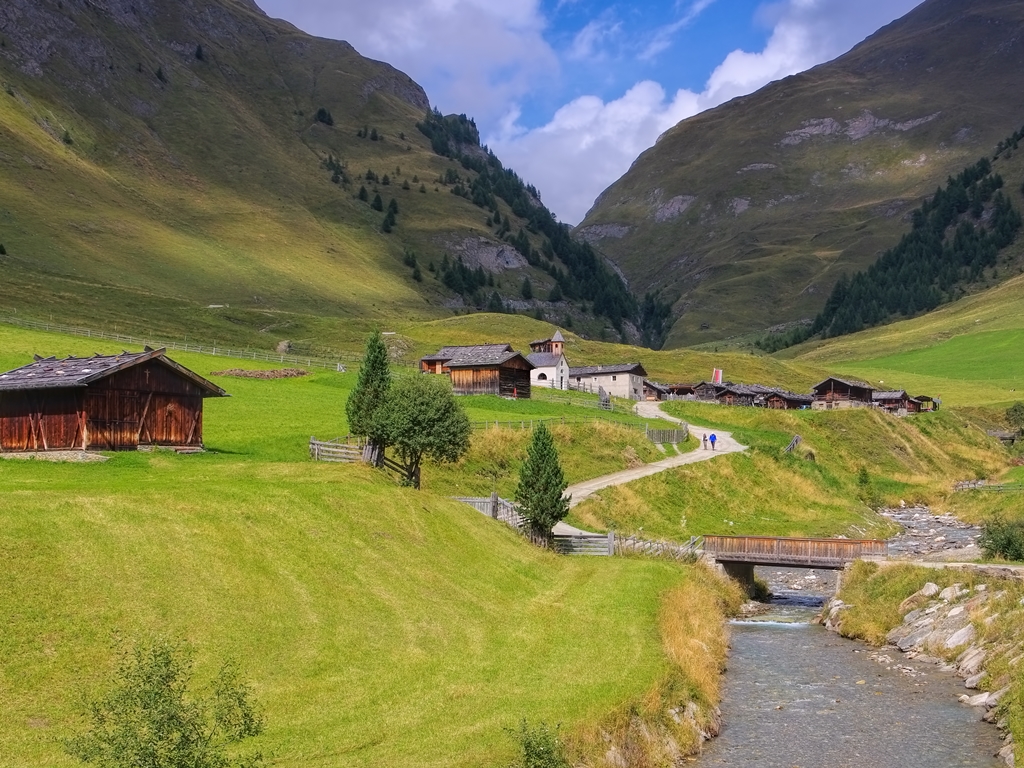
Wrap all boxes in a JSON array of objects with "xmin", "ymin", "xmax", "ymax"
[
  {"xmin": 643, "ymin": 380, "xmax": 670, "ymax": 401},
  {"xmin": 420, "ymin": 344, "xmax": 533, "ymax": 398},
  {"xmin": 873, "ymin": 390, "xmax": 923, "ymax": 415},
  {"xmin": 764, "ymin": 389, "xmax": 814, "ymax": 410},
  {"xmin": 811, "ymin": 377, "xmax": 874, "ymax": 410},
  {"xmin": 526, "ymin": 331, "xmax": 570, "ymax": 390},
  {"xmin": 0, "ymin": 348, "xmax": 227, "ymax": 452},
  {"xmin": 568, "ymin": 363, "xmax": 647, "ymax": 401}
]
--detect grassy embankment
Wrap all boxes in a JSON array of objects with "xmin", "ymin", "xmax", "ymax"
[
  {"xmin": 835, "ymin": 562, "xmax": 1024, "ymax": 756},
  {"xmin": 567, "ymin": 401, "xmax": 1006, "ymax": 543},
  {"xmin": 0, "ymin": 324, "xmax": 737, "ymax": 768}
]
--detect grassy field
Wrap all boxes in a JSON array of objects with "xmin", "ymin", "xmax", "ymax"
[
  {"xmin": 0, "ymin": 323, "xmax": 746, "ymax": 768},
  {"xmin": 567, "ymin": 401, "xmax": 1008, "ymax": 543}
]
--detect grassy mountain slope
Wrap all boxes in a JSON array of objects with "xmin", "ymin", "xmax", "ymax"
[
  {"xmin": 0, "ymin": 0, "xmax": 614, "ymax": 348},
  {"xmin": 785, "ymin": 270, "xmax": 1024, "ymax": 407},
  {"xmin": 578, "ymin": 0, "xmax": 1024, "ymax": 347}
]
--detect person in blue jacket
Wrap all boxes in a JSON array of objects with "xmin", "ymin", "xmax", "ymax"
[{"xmin": 709, "ymin": 433, "xmax": 717, "ymax": 451}]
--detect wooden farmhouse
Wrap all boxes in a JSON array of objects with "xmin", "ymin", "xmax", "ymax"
[
  {"xmin": 526, "ymin": 331, "xmax": 570, "ymax": 390},
  {"xmin": 811, "ymin": 377, "xmax": 874, "ymax": 410},
  {"xmin": 568, "ymin": 363, "xmax": 647, "ymax": 401},
  {"xmin": 0, "ymin": 348, "xmax": 227, "ymax": 452},
  {"xmin": 643, "ymin": 380, "xmax": 670, "ymax": 401},
  {"xmin": 873, "ymin": 390, "xmax": 922, "ymax": 415},
  {"xmin": 420, "ymin": 344, "xmax": 533, "ymax": 398}
]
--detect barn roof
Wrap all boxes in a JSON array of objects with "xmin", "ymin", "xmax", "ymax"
[
  {"xmin": 873, "ymin": 390, "xmax": 910, "ymax": 400},
  {"xmin": 527, "ymin": 352, "xmax": 563, "ymax": 368},
  {"xmin": 421, "ymin": 344, "xmax": 513, "ymax": 363},
  {"xmin": 569, "ymin": 363, "xmax": 647, "ymax": 377},
  {"xmin": 0, "ymin": 348, "xmax": 227, "ymax": 396},
  {"xmin": 812, "ymin": 376, "xmax": 874, "ymax": 391}
]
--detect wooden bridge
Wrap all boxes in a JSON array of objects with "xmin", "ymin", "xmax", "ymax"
[
  {"xmin": 704, "ymin": 535, "xmax": 887, "ymax": 594},
  {"xmin": 704, "ymin": 535, "xmax": 887, "ymax": 568}
]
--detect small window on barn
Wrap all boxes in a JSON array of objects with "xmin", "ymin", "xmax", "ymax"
[
  {"xmin": 538, "ymin": 373, "xmax": 547, "ymax": 380},
  {"xmin": 612, "ymin": 375, "xmax": 617, "ymax": 381}
]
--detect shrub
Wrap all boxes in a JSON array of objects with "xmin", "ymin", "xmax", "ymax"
[
  {"xmin": 314, "ymin": 107, "xmax": 333, "ymax": 126},
  {"xmin": 506, "ymin": 720, "xmax": 569, "ymax": 768},
  {"xmin": 0, "ymin": 243, "xmax": 6, "ymax": 255},
  {"xmin": 979, "ymin": 515, "xmax": 1024, "ymax": 561}
]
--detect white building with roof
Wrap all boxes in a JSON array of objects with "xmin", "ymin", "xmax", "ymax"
[
  {"xmin": 526, "ymin": 331, "xmax": 570, "ymax": 390},
  {"xmin": 568, "ymin": 362, "xmax": 648, "ymax": 401}
]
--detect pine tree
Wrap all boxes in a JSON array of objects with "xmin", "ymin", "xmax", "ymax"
[
  {"xmin": 370, "ymin": 128, "xmax": 379, "ymax": 141},
  {"xmin": 521, "ymin": 277, "xmax": 533, "ymax": 300},
  {"xmin": 388, "ymin": 198, "xmax": 399, "ymax": 215},
  {"xmin": 195, "ymin": 44, "xmax": 204, "ymax": 61},
  {"xmin": 371, "ymin": 193, "xmax": 384, "ymax": 211},
  {"xmin": 358, "ymin": 186, "xmax": 368, "ymax": 202},
  {"xmin": 346, "ymin": 330, "xmax": 392, "ymax": 462},
  {"xmin": 0, "ymin": 243, "xmax": 6, "ymax": 255},
  {"xmin": 515, "ymin": 424, "xmax": 569, "ymax": 544}
]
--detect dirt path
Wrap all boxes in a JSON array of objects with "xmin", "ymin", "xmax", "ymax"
[{"xmin": 553, "ymin": 402, "xmax": 745, "ymax": 535}]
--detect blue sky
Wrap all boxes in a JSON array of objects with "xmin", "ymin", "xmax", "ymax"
[{"xmin": 256, "ymin": 0, "xmax": 924, "ymax": 223}]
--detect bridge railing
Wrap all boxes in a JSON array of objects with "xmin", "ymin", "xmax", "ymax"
[{"xmin": 704, "ymin": 535, "xmax": 887, "ymax": 567}]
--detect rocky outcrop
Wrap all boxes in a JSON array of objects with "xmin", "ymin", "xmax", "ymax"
[
  {"xmin": 781, "ymin": 110, "xmax": 941, "ymax": 146},
  {"xmin": 434, "ymin": 236, "xmax": 528, "ymax": 273}
]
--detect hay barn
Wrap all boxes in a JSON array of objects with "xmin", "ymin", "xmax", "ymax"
[
  {"xmin": 420, "ymin": 344, "xmax": 533, "ymax": 398},
  {"xmin": 0, "ymin": 348, "xmax": 227, "ymax": 452}
]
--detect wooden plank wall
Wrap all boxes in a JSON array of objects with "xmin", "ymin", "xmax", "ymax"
[{"xmin": 0, "ymin": 390, "xmax": 84, "ymax": 451}]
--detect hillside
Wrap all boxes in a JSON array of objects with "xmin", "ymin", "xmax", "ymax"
[
  {"xmin": 0, "ymin": 0, "xmax": 630, "ymax": 351},
  {"xmin": 578, "ymin": 0, "xmax": 1024, "ymax": 348}
]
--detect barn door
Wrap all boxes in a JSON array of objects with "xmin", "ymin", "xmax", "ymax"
[{"xmin": 84, "ymin": 391, "xmax": 141, "ymax": 450}]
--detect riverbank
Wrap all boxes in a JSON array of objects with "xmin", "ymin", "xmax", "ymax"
[{"xmin": 822, "ymin": 561, "xmax": 1024, "ymax": 766}]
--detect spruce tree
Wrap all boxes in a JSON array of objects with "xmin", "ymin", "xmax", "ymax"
[
  {"xmin": 345, "ymin": 329, "xmax": 391, "ymax": 461},
  {"xmin": 521, "ymin": 277, "xmax": 533, "ymax": 300},
  {"xmin": 388, "ymin": 198, "xmax": 399, "ymax": 215},
  {"xmin": 358, "ymin": 186, "xmax": 368, "ymax": 202},
  {"xmin": 515, "ymin": 424, "xmax": 569, "ymax": 544},
  {"xmin": 371, "ymin": 193, "xmax": 384, "ymax": 211}
]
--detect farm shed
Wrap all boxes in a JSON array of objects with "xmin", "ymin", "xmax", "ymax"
[
  {"xmin": 643, "ymin": 380, "xmax": 670, "ymax": 401},
  {"xmin": 0, "ymin": 348, "xmax": 227, "ymax": 452},
  {"xmin": 765, "ymin": 390, "xmax": 814, "ymax": 410},
  {"xmin": 811, "ymin": 377, "xmax": 874, "ymax": 410},
  {"xmin": 420, "ymin": 344, "xmax": 534, "ymax": 398}
]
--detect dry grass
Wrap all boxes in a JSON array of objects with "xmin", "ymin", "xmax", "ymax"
[{"xmin": 568, "ymin": 564, "xmax": 744, "ymax": 767}]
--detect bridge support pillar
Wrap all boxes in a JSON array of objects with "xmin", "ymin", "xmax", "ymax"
[{"xmin": 719, "ymin": 561, "xmax": 756, "ymax": 597}]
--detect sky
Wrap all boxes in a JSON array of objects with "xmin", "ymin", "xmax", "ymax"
[{"xmin": 256, "ymin": 0, "xmax": 925, "ymax": 224}]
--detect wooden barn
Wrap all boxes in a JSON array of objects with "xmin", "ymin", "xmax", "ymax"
[
  {"xmin": 0, "ymin": 348, "xmax": 227, "ymax": 452},
  {"xmin": 765, "ymin": 390, "xmax": 814, "ymax": 410},
  {"xmin": 811, "ymin": 377, "xmax": 874, "ymax": 410},
  {"xmin": 420, "ymin": 344, "xmax": 533, "ymax": 398},
  {"xmin": 873, "ymin": 390, "xmax": 922, "ymax": 415}
]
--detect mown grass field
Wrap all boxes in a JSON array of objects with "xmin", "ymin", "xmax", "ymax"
[{"xmin": 0, "ymin": 323, "xmax": 737, "ymax": 768}]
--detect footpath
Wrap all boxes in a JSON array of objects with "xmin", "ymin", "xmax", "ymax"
[{"xmin": 554, "ymin": 402, "xmax": 745, "ymax": 534}]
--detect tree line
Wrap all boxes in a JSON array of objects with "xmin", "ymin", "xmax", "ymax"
[{"xmin": 757, "ymin": 156, "xmax": 1023, "ymax": 352}]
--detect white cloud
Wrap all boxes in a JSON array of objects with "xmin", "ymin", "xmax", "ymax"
[
  {"xmin": 640, "ymin": 0, "xmax": 718, "ymax": 61},
  {"xmin": 256, "ymin": 0, "xmax": 559, "ymax": 121},
  {"xmin": 568, "ymin": 15, "xmax": 621, "ymax": 62},
  {"xmin": 490, "ymin": 0, "xmax": 923, "ymax": 224}
]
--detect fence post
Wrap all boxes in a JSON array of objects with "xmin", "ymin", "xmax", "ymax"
[
  {"xmin": 608, "ymin": 530, "xmax": 615, "ymax": 556},
  {"xmin": 490, "ymin": 490, "xmax": 499, "ymax": 519}
]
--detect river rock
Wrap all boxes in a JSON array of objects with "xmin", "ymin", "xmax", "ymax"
[
  {"xmin": 921, "ymin": 582, "xmax": 941, "ymax": 597},
  {"xmin": 965, "ymin": 672, "xmax": 986, "ymax": 689},
  {"xmin": 945, "ymin": 624, "xmax": 976, "ymax": 650},
  {"xmin": 988, "ymin": 687, "xmax": 1010, "ymax": 707},
  {"xmin": 966, "ymin": 691, "xmax": 991, "ymax": 707},
  {"xmin": 940, "ymin": 583, "xmax": 969, "ymax": 601},
  {"xmin": 897, "ymin": 626, "xmax": 935, "ymax": 651},
  {"xmin": 958, "ymin": 647, "xmax": 987, "ymax": 677}
]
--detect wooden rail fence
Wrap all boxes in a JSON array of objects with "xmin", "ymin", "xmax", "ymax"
[
  {"xmin": 469, "ymin": 417, "xmax": 688, "ymax": 445},
  {"xmin": 309, "ymin": 436, "xmax": 363, "ymax": 462},
  {"xmin": 954, "ymin": 479, "xmax": 1023, "ymax": 493},
  {"xmin": 554, "ymin": 532, "xmax": 614, "ymax": 556},
  {"xmin": 704, "ymin": 535, "xmax": 887, "ymax": 568},
  {"xmin": 616, "ymin": 534, "xmax": 703, "ymax": 561}
]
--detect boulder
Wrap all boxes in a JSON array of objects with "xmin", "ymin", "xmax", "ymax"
[
  {"xmin": 964, "ymin": 672, "xmax": 986, "ymax": 689},
  {"xmin": 945, "ymin": 624, "xmax": 976, "ymax": 649},
  {"xmin": 921, "ymin": 582, "xmax": 941, "ymax": 597},
  {"xmin": 940, "ymin": 583, "xmax": 967, "ymax": 601},
  {"xmin": 966, "ymin": 691, "xmax": 990, "ymax": 707}
]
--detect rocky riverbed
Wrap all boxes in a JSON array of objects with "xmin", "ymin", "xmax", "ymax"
[
  {"xmin": 881, "ymin": 505, "xmax": 983, "ymax": 560},
  {"xmin": 823, "ymin": 580, "xmax": 1018, "ymax": 766}
]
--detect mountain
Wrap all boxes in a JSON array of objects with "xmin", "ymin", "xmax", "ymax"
[
  {"xmin": 577, "ymin": 0, "xmax": 1024, "ymax": 348},
  {"xmin": 0, "ymin": 0, "xmax": 630, "ymax": 350}
]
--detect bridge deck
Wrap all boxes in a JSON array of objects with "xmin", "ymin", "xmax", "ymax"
[{"xmin": 704, "ymin": 535, "xmax": 887, "ymax": 569}]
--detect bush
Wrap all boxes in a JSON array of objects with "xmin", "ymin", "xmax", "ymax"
[
  {"xmin": 979, "ymin": 515, "xmax": 1024, "ymax": 561},
  {"xmin": 314, "ymin": 107, "xmax": 334, "ymax": 126},
  {"xmin": 506, "ymin": 720, "xmax": 569, "ymax": 768}
]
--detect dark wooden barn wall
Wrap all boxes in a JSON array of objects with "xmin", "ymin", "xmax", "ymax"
[
  {"xmin": 0, "ymin": 360, "xmax": 207, "ymax": 452},
  {"xmin": 449, "ymin": 366, "xmax": 532, "ymax": 398}
]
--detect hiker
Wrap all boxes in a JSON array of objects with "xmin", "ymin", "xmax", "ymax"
[
  {"xmin": 709, "ymin": 433, "xmax": 717, "ymax": 451},
  {"xmin": 702, "ymin": 433, "xmax": 708, "ymax": 450}
]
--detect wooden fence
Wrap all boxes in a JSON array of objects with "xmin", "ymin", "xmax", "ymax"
[
  {"xmin": 452, "ymin": 494, "xmax": 524, "ymax": 528},
  {"xmin": 615, "ymin": 534, "xmax": 703, "ymax": 561},
  {"xmin": 553, "ymin": 532, "xmax": 614, "ymax": 556},
  {"xmin": 309, "ymin": 436, "xmax": 363, "ymax": 462},
  {"xmin": 1, "ymin": 316, "xmax": 354, "ymax": 370},
  {"xmin": 954, "ymin": 480, "xmax": 1024, "ymax": 492},
  {"xmin": 645, "ymin": 427, "xmax": 689, "ymax": 444}
]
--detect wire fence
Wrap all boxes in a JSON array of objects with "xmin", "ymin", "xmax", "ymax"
[{"xmin": 0, "ymin": 315, "xmax": 355, "ymax": 370}]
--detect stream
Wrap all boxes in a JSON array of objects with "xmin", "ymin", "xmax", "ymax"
[{"xmin": 697, "ymin": 574, "xmax": 1004, "ymax": 767}]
